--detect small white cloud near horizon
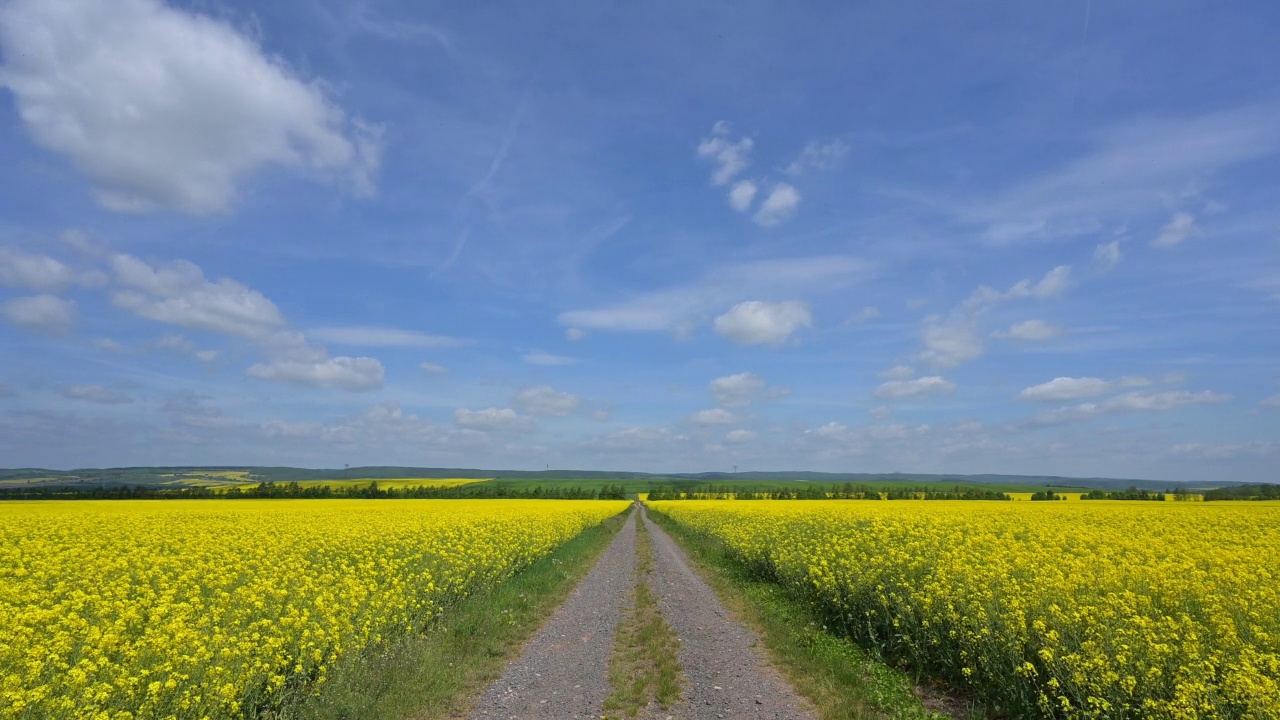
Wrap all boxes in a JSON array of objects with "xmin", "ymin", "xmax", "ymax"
[
  {"xmin": 1018, "ymin": 376, "xmax": 1152, "ymax": 402},
  {"xmin": 2, "ymin": 294, "xmax": 77, "ymax": 333},
  {"xmin": 1152, "ymin": 211, "xmax": 1196, "ymax": 248},
  {"xmin": 0, "ymin": 0, "xmax": 381, "ymax": 214},
  {"xmin": 310, "ymin": 326, "xmax": 467, "ymax": 348},
  {"xmin": 453, "ymin": 407, "xmax": 534, "ymax": 433},
  {"xmin": 714, "ymin": 300, "xmax": 812, "ymax": 346},
  {"xmin": 753, "ymin": 183, "xmax": 801, "ymax": 226},
  {"xmin": 1031, "ymin": 389, "xmax": 1229, "ymax": 425},
  {"xmin": 710, "ymin": 372, "xmax": 786, "ymax": 408},
  {"xmin": 1094, "ymin": 240, "xmax": 1122, "ymax": 270},
  {"xmin": 688, "ymin": 408, "xmax": 740, "ymax": 425},
  {"xmin": 874, "ymin": 376, "xmax": 955, "ymax": 399},
  {"xmin": 246, "ymin": 356, "xmax": 384, "ymax": 391},
  {"xmin": 523, "ymin": 350, "xmax": 578, "ymax": 366},
  {"xmin": 998, "ymin": 319, "xmax": 1063, "ymax": 341},
  {"xmin": 724, "ymin": 429, "xmax": 757, "ymax": 443},
  {"xmin": 515, "ymin": 385, "xmax": 580, "ymax": 417},
  {"xmin": 419, "ymin": 362, "xmax": 448, "ymax": 375}
]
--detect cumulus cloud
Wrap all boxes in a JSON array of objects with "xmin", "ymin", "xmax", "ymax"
[
  {"xmin": 60, "ymin": 383, "xmax": 132, "ymax": 404},
  {"xmin": 784, "ymin": 139, "xmax": 849, "ymax": 175},
  {"xmin": 1031, "ymin": 389, "xmax": 1228, "ymax": 424},
  {"xmin": 246, "ymin": 357, "xmax": 384, "ymax": 391},
  {"xmin": 697, "ymin": 121, "xmax": 753, "ymax": 186},
  {"xmin": 419, "ymin": 362, "xmax": 448, "ymax": 375},
  {"xmin": 1018, "ymin": 376, "xmax": 1152, "ymax": 402},
  {"xmin": 514, "ymin": 385, "xmax": 579, "ymax": 417},
  {"xmin": 523, "ymin": 351, "xmax": 578, "ymax": 366},
  {"xmin": 583, "ymin": 426, "xmax": 685, "ymax": 453},
  {"xmin": 453, "ymin": 407, "xmax": 534, "ymax": 433},
  {"xmin": 1094, "ymin": 240, "xmax": 1122, "ymax": 270},
  {"xmin": 0, "ymin": 248, "xmax": 96, "ymax": 291},
  {"xmin": 309, "ymin": 326, "xmax": 466, "ymax": 348},
  {"xmin": 878, "ymin": 365, "xmax": 915, "ymax": 380},
  {"xmin": 709, "ymin": 372, "xmax": 786, "ymax": 408},
  {"xmin": 963, "ymin": 266, "xmax": 1072, "ymax": 311},
  {"xmin": 688, "ymin": 408, "xmax": 739, "ymax": 425},
  {"xmin": 874, "ymin": 376, "xmax": 955, "ymax": 399},
  {"xmin": 724, "ymin": 429, "xmax": 757, "ymax": 443},
  {"xmin": 919, "ymin": 314, "xmax": 983, "ymax": 367},
  {"xmin": 2, "ymin": 294, "xmax": 77, "ymax": 332},
  {"xmin": 110, "ymin": 254, "xmax": 285, "ymax": 337},
  {"xmin": 998, "ymin": 319, "xmax": 1063, "ymax": 341},
  {"xmin": 753, "ymin": 183, "xmax": 801, "ymax": 226},
  {"xmin": 0, "ymin": 0, "xmax": 380, "ymax": 213},
  {"xmin": 1152, "ymin": 211, "xmax": 1196, "ymax": 248},
  {"xmin": 728, "ymin": 180, "xmax": 758, "ymax": 212},
  {"xmin": 714, "ymin": 300, "xmax": 812, "ymax": 346}
]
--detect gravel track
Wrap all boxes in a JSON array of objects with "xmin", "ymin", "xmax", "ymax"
[
  {"xmin": 468, "ymin": 509, "xmax": 637, "ymax": 720},
  {"xmin": 642, "ymin": 506, "xmax": 817, "ymax": 720}
]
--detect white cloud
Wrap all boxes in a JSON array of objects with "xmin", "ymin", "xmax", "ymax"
[
  {"xmin": 697, "ymin": 122, "xmax": 753, "ymax": 186},
  {"xmin": 309, "ymin": 326, "xmax": 466, "ymax": 348},
  {"xmin": 514, "ymin": 385, "xmax": 580, "ymax": 417},
  {"xmin": 709, "ymin": 372, "xmax": 786, "ymax": 407},
  {"xmin": 523, "ymin": 351, "xmax": 578, "ymax": 366},
  {"xmin": 1094, "ymin": 240, "xmax": 1122, "ymax": 270},
  {"xmin": 194, "ymin": 350, "xmax": 219, "ymax": 363},
  {"xmin": 1031, "ymin": 389, "xmax": 1228, "ymax": 424},
  {"xmin": 1171, "ymin": 441, "xmax": 1278, "ymax": 459},
  {"xmin": 0, "ymin": 248, "xmax": 84, "ymax": 291},
  {"xmin": 1018, "ymin": 376, "xmax": 1151, "ymax": 402},
  {"xmin": 728, "ymin": 180, "xmax": 758, "ymax": 212},
  {"xmin": 453, "ymin": 407, "xmax": 534, "ymax": 433},
  {"xmin": 919, "ymin": 314, "xmax": 983, "ymax": 368},
  {"xmin": 60, "ymin": 384, "xmax": 132, "ymax": 404},
  {"xmin": 999, "ymin": 319, "xmax": 1063, "ymax": 341},
  {"xmin": 1152, "ymin": 211, "xmax": 1196, "ymax": 248},
  {"xmin": 2, "ymin": 294, "xmax": 77, "ymax": 332},
  {"xmin": 0, "ymin": 0, "xmax": 380, "ymax": 213},
  {"xmin": 753, "ymin": 183, "xmax": 801, "ymax": 226},
  {"xmin": 565, "ymin": 327, "xmax": 589, "ymax": 342},
  {"xmin": 559, "ymin": 255, "xmax": 866, "ymax": 335},
  {"xmin": 963, "ymin": 266, "xmax": 1072, "ymax": 311},
  {"xmin": 246, "ymin": 357, "xmax": 384, "ymax": 391},
  {"xmin": 714, "ymin": 300, "xmax": 812, "ymax": 346},
  {"xmin": 110, "ymin": 254, "xmax": 285, "ymax": 337},
  {"xmin": 869, "ymin": 405, "xmax": 893, "ymax": 419},
  {"xmin": 1262, "ymin": 394, "xmax": 1280, "ymax": 408},
  {"xmin": 420, "ymin": 362, "xmax": 448, "ymax": 375},
  {"xmin": 95, "ymin": 337, "xmax": 125, "ymax": 353},
  {"xmin": 724, "ymin": 429, "xmax": 757, "ymax": 444},
  {"xmin": 688, "ymin": 408, "xmax": 739, "ymax": 425},
  {"xmin": 848, "ymin": 306, "xmax": 880, "ymax": 323},
  {"xmin": 583, "ymin": 426, "xmax": 685, "ymax": 453},
  {"xmin": 784, "ymin": 139, "xmax": 849, "ymax": 175},
  {"xmin": 878, "ymin": 365, "xmax": 915, "ymax": 380},
  {"xmin": 874, "ymin": 376, "xmax": 955, "ymax": 399}
]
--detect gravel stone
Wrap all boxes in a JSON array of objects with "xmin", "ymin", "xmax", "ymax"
[{"xmin": 468, "ymin": 508, "xmax": 637, "ymax": 719}]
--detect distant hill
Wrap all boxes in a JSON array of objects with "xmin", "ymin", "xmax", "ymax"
[{"xmin": 0, "ymin": 465, "xmax": 1267, "ymax": 493}]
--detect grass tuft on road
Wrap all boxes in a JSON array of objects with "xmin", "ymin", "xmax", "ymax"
[
  {"xmin": 646, "ymin": 508, "xmax": 964, "ymax": 720},
  {"xmin": 603, "ymin": 517, "xmax": 683, "ymax": 718},
  {"xmin": 275, "ymin": 510, "xmax": 628, "ymax": 720}
]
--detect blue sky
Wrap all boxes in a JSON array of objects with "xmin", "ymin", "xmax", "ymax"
[{"xmin": 1, "ymin": 0, "xmax": 1277, "ymax": 481}]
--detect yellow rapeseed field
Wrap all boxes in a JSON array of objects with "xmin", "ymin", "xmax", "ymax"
[
  {"xmin": 648, "ymin": 500, "xmax": 1280, "ymax": 719},
  {"xmin": 0, "ymin": 499, "xmax": 626, "ymax": 719}
]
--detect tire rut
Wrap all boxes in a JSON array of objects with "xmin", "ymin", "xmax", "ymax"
[
  {"xmin": 641, "ymin": 506, "xmax": 817, "ymax": 720},
  {"xmin": 468, "ymin": 508, "xmax": 637, "ymax": 720}
]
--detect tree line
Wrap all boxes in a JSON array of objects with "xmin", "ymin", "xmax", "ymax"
[
  {"xmin": 647, "ymin": 484, "xmax": 1012, "ymax": 501},
  {"xmin": 0, "ymin": 481, "xmax": 631, "ymax": 501}
]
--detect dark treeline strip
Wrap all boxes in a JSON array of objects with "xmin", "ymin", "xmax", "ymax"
[
  {"xmin": 1081, "ymin": 487, "xmax": 1174, "ymax": 501},
  {"xmin": 0, "ymin": 481, "xmax": 631, "ymax": 501},
  {"xmin": 1203, "ymin": 483, "xmax": 1280, "ymax": 501},
  {"xmin": 647, "ymin": 484, "xmax": 1012, "ymax": 501}
]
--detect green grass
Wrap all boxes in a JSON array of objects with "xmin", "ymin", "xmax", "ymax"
[
  {"xmin": 646, "ymin": 509, "xmax": 966, "ymax": 720},
  {"xmin": 274, "ymin": 511, "xmax": 627, "ymax": 720},
  {"xmin": 603, "ymin": 519, "xmax": 683, "ymax": 718}
]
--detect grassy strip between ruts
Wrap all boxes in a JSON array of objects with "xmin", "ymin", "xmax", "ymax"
[
  {"xmin": 645, "ymin": 508, "xmax": 968, "ymax": 720},
  {"xmin": 273, "ymin": 509, "xmax": 629, "ymax": 720},
  {"xmin": 603, "ymin": 517, "xmax": 683, "ymax": 718}
]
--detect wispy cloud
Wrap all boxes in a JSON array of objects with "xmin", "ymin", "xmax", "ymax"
[{"xmin": 309, "ymin": 326, "xmax": 468, "ymax": 348}]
